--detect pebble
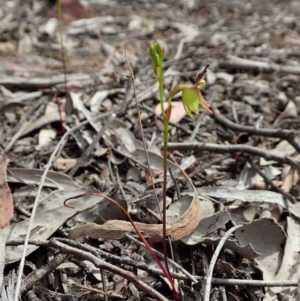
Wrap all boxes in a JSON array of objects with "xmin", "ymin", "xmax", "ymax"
[{"xmin": 102, "ymin": 99, "xmax": 112, "ymax": 111}]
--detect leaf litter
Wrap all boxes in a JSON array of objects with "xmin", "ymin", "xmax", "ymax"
[{"xmin": 1, "ymin": 0, "xmax": 300, "ymax": 300}]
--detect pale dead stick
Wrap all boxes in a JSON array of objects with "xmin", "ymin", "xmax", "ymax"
[
  {"xmin": 72, "ymin": 282, "xmax": 125, "ymax": 299},
  {"xmin": 13, "ymin": 112, "xmax": 111, "ymax": 301},
  {"xmin": 203, "ymin": 224, "xmax": 242, "ymax": 301},
  {"xmin": 116, "ymin": 51, "xmax": 162, "ymax": 220},
  {"xmin": 103, "ymin": 49, "xmax": 116, "ymax": 68}
]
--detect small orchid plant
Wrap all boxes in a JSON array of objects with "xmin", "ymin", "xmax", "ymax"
[
  {"xmin": 62, "ymin": 40, "xmax": 211, "ymax": 301},
  {"xmin": 149, "ymin": 41, "xmax": 212, "ymax": 299}
]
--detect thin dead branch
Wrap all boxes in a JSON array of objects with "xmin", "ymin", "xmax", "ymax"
[
  {"xmin": 48, "ymin": 239, "xmax": 169, "ymax": 301},
  {"xmin": 6, "ymin": 239, "xmax": 299, "ymax": 288},
  {"xmin": 247, "ymin": 157, "xmax": 296, "ymax": 203},
  {"xmin": 203, "ymin": 225, "xmax": 243, "ymax": 301},
  {"xmin": 211, "ymin": 104, "xmax": 300, "ymax": 154},
  {"xmin": 20, "ymin": 254, "xmax": 68, "ymax": 295},
  {"xmin": 218, "ymin": 54, "xmax": 300, "ymax": 76},
  {"xmin": 0, "ymin": 74, "xmax": 91, "ymax": 89},
  {"xmin": 167, "ymin": 142, "xmax": 299, "ymax": 166}
]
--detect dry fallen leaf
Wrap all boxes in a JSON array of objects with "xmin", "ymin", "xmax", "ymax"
[
  {"xmin": 199, "ymin": 237, "xmax": 259, "ymax": 259},
  {"xmin": 7, "ymin": 168, "xmax": 80, "ymax": 190},
  {"xmin": 259, "ymin": 167, "xmax": 294, "ymax": 221},
  {"xmin": 53, "ymin": 157, "xmax": 77, "ymax": 172},
  {"xmin": 275, "ymin": 100, "xmax": 298, "ymax": 124},
  {"xmin": 264, "ymin": 216, "xmax": 300, "ymax": 301},
  {"xmin": 155, "ymin": 101, "xmax": 187, "ymax": 124},
  {"xmin": 181, "ymin": 211, "xmax": 230, "ymax": 244},
  {"xmin": 2, "ymin": 186, "xmax": 117, "ymax": 264},
  {"xmin": 235, "ymin": 219, "xmax": 286, "ymax": 281},
  {"xmin": 270, "ymin": 140, "xmax": 296, "ymax": 157},
  {"xmin": 145, "ymin": 167, "xmax": 162, "ymax": 186},
  {"xmin": 104, "ymin": 126, "xmax": 178, "ymax": 173},
  {"xmin": 0, "ymin": 154, "xmax": 13, "ymax": 228},
  {"xmin": 20, "ymin": 110, "xmax": 64, "ymax": 137},
  {"xmin": 197, "ymin": 186, "xmax": 300, "ymax": 219},
  {"xmin": 228, "ymin": 205, "xmax": 257, "ymax": 225},
  {"xmin": 69, "ymin": 188, "xmax": 201, "ymax": 242},
  {"xmin": 38, "ymin": 128, "xmax": 57, "ymax": 147},
  {"xmin": 251, "ymin": 180, "xmax": 282, "ymax": 190},
  {"xmin": 69, "ymin": 167, "xmax": 201, "ymax": 242}
]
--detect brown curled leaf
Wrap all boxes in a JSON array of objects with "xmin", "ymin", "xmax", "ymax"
[
  {"xmin": 68, "ymin": 165, "xmax": 201, "ymax": 242},
  {"xmin": 69, "ymin": 191, "xmax": 200, "ymax": 242}
]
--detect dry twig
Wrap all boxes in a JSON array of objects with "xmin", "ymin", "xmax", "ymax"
[
  {"xmin": 218, "ymin": 54, "xmax": 300, "ymax": 76},
  {"xmin": 168, "ymin": 142, "xmax": 299, "ymax": 166},
  {"xmin": 20, "ymin": 254, "xmax": 68, "ymax": 295},
  {"xmin": 48, "ymin": 239, "xmax": 169, "ymax": 301},
  {"xmin": 247, "ymin": 157, "xmax": 296, "ymax": 203},
  {"xmin": 203, "ymin": 225, "xmax": 242, "ymax": 301},
  {"xmin": 7, "ymin": 238, "xmax": 298, "ymax": 293},
  {"xmin": 211, "ymin": 104, "xmax": 300, "ymax": 154}
]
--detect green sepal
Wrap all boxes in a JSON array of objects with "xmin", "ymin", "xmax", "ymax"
[
  {"xmin": 182, "ymin": 87, "xmax": 199, "ymax": 118},
  {"xmin": 168, "ymin": 84, "xmax": 185, "ymax": 100},
  {"xmin": 197, "ymin": 79, "xmax": 207, "ymax": 91}
]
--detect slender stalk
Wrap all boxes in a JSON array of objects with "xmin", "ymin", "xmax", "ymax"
[
  {"xmin": 157, "ymin": 64, "xmax": 210, "ymax": 300},
  {"xmin": 57, "ymin": 0, "xmax": 66, "ymax": 132},
  {"xmin": 157, "ymin": 63, "xmax": 178, "ymax": 298},
  {"xmin": 124, "ymin": 54, "xmax": 163, "ymax": 221},
  {"xmin": 150, "ymin": 44, "xmax": 211, "ymax": 300},
  {"xmin": 158, "ymin": 67, "xmax": 166, "ymax": 120},
  {"xmin": 57, "ymin": 0, "xmax": 67, "ymax": 93},
  {"xmin": 162, "ymin": 120, "xmax": 169, "ymax": 274}
]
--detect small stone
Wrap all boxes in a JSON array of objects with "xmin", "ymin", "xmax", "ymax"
[
  {"xmin": 101, "ymin": 26, "xmax": 117, "ymax": 35},
  {"xmin": 276, "ymin": 92, "xmax": 288, "ymax": 107},
  {"xmin": 216, "ymin": 72, "xmax": 234, "ymax": 84},
  {"xmin": 294, "ymin": 96, "xmax": 300, "ymax": 111},
  {"xmin": 102, "ymin": 99, "xmax": 112, "ymax": 111},
  {"xmin": 140, "ymin": 111, "xmax": 149, "ymax": 121}
]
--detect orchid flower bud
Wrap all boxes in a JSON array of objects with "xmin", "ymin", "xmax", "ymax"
[{"xmin": 149, "ymin": 41, "xmax": 164, "ymax": 78}]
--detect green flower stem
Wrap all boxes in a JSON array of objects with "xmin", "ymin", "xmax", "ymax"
[
  {"xmin": 157, "ymin": 63, "xmax": 173, "ymax": 286},
  {"xmin": 150, "ymin": 41, "xmax": 179, "ymax": 300},
  {"xmin": 158, "ymin": 68, "xmax": 165, "ymax": 119}
]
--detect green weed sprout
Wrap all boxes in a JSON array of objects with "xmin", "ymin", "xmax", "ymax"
[{"xmin": 149, "ymin": 41, "xmax": 211, "ymax": 300}]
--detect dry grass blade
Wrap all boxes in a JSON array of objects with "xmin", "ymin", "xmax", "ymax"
[
  {"xmin": 13, "ymin": 115, "xmax": 108, "ymax": 301},
  {"xmin": 123, "ymin": 51, "xmax": 162, "ymax": 220}
]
